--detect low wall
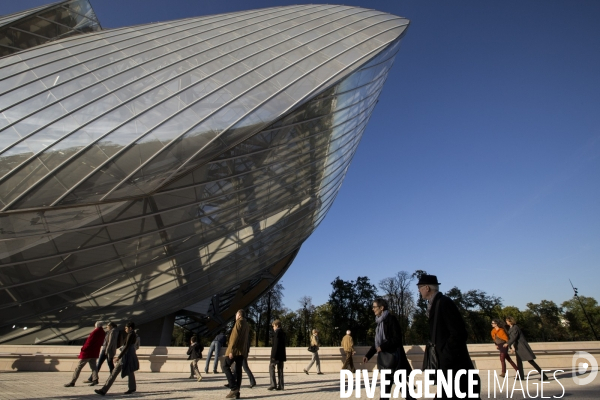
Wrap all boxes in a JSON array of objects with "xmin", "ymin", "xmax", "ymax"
[{"xmin": 1, "ymin": 342, "xmax": 598, "ymax": 374}]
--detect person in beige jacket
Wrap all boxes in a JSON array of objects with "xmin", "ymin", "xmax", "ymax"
[
  {"xmin": 341, "ymin": 330, "xmax": 356, "ymax": 373},
  {"xmin": 303, "ymin": 329, "xmax": 323, "ymax": 375},
  {"xmin": 224, "ymin": 309, "xmax": 250, "ymax": 399}
]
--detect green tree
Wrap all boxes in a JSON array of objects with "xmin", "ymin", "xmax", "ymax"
[
  {"xmin": 446, "ymin": 286, "xmax": 502, "ymax": 343},
  {"xmin": 278, "ymin": 308, "xmax": 303, "ymax": 346},
  {"xmin": 312, "ymin": 302, "xmax": 336, "ymax": 346},
  {"xmin": 329, "ymin": 276, "xmax": 378, "ymax": 345},
  {"xmin": 526, "ymin": 300, "xmax": 568, "ymax": 342},
  {"xmin": 247, "ymin": 282, "xmax": 285, "ymax": 346},
  {"xmin": 562, "ymin": 296, "xmax": 600, "ymax": 340}
]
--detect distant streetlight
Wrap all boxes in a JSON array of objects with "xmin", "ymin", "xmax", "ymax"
[
  {"xmin": 569, "ymin": 279, "xmax": 598, "ymax": 340},
  {"xmin": 303, "ymin": 301, "xmax": 308, "ymax": 347}
]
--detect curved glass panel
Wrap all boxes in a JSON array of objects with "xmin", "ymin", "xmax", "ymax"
[{"xmin": 0, "ymin": 4, "xmax": 409, "ymax": 344}]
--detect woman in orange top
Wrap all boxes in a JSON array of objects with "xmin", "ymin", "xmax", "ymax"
[{"xmin": 491, "ymin": 319, "xmax": 518, "ymax": 377}]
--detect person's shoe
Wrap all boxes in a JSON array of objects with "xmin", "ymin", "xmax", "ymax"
[
  {"xmin": 204, "ymin": 369, "xmax": 209, "ymax": 374},
  {"xmin": 94, "ymin": 389, "xmax": 105, "ymax": 396},
  {"xmin": 303, "ymin": 369, "xmax": 308, "ymax": 375},
  {"xmin": 213, "ymin": 370, "xmax": 219, "ymax": 374},
  {"xmin": 542, "ymin": 374, "xmax": 550, "ymax": 381},
  {"xmin": 188, "ymin": 375, "xmax": 195, "ymax": 379},
  {"xmin": 225, "ymin": 390, "xmax": 240, "ymax": 399},
  {"xmin": 83, "ymin": 379, "xmax": 93, "ymax": 384},
  {"xmin": 224, "ymin": 384, "xmax": 231, "ymax": 388},
  {"xmin": 276, "ymin": 386, "xmax": 283, "ymax": 391},
  {"xmin": 317, "ymin": 372, "xmax": 324, "ymax": 375},
  {"xmin": 124, "ymin": 389, "xmax": 136, "ymax": 394},
  {"xmin": 89, "ymin": 380, "xmax": 99, "ymax": 386},
  {"xmin": 499, "ymin": 373, "xmax": 505, "ymax": 378},
  {"xmin": 197, "ymin": 374, "xmax": 203, "ymax": 382},
  {"xmin": 267, "ymin": 386, "xmax": 276, "ymax": 391},
  {"xmin": 249, "ymin": 383, "xmax": 255, "ymax": 388},
  {"xmin": 64, "ymin": 382, "xmax": 75, "ymax": 387}
]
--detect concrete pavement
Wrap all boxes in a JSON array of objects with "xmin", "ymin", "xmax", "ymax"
[{"xmin": 0, "ymin": 368, "xmax": 598, "ymax": 399}]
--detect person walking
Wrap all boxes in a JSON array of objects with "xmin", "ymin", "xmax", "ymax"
[
  {"xmin": 85, "ymin": 322, "xmax": 118, "ymax": 384},
  {"xmin": 242, "ymin": 358, "xmax": 256, "ymax": 389},
  {"xmin": 341, "ymin": 330, "xmax": 356, "ymax": 373},
  {"xmin": 303, "ymin": 329, "xmax": 323, "ymax": 375},
  {"xmin": 187, "ymin": 336, "xmax": 204, "ymax": 381},
  {"xmin": 362, "ymin": 299, "xmax": 414, "ymax": 400},
  {"xmin": 491, "ymin": 319, "xmax": 518, "ymax": 377},
  {"xmin": 417, "ymin": 274, "xmax": 480, "ymax": 399},
  {"xmin": 504, "ymin": 316, "xmax": 549, "ymax": 381},
  {"xmin": 224, "ymin": 309, "xmax": 250, "ymax": 399},
  {"xmin": 268, "ymin": 319, "xmax": 286, "ymax": 391},
  {"xmin": 224, "ymin": 359, "xmax": 255, "ymax": 389},
  {"xmin": 94, "ymin": 321, "xmax": 139, "ymax": 396},
  {"xmin": 223, "ymin": 329, "xmax": 255, "ymax": 390},
  {"xmin": 134, "ymin": 329, "xmax": 141, "ymax": 350},
  {"xmin": 64, "ymin": 321, "xmax": 105, "ymax": 387},
  {"xmin": 205, "ymin": 330, "xmax": 227, "ymax": 373}
]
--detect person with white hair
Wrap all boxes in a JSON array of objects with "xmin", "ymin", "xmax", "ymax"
[
  {"xmin": 341, "ymin": 330, "xmax": 356, "ymax": 372},
  {"xmin": 85, "ymin": 322, "xmax": 118, "ymax": 384},
  {"xmin": 64, "ymin": 321, "xmax": 106, "ymax": 387}
]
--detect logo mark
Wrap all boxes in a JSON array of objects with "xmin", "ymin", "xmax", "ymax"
[{"xmin": 572, "ymin": 351, "xmax": 598, "ymax": 386}]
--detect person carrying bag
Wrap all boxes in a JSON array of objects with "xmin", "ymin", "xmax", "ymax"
[{"xmin": 362, "ymin": 298, "xmax": 414, "ymax": 400}]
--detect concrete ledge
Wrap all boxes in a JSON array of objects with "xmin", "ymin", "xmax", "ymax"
[{"xmin": 1, "ymin": 342, "xmax": 598, "ymax": 373}]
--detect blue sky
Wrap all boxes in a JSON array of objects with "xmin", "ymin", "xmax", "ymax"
[{"xmin": 3, "ymin": 0, "xmax": 600, "ymax": 311}]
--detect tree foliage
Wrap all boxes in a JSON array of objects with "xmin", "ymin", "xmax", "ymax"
[
  {"xmin": 329, "ymin": 276, "xmax": 378, "ymax": 345},
  {"xmin": 205, "ymin": 272, "xmax": 598, "ymax": 347}
]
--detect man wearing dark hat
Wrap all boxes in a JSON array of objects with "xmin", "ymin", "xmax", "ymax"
[{"xmin": 417, "ymin": 274, "xmax": 480, "ymax": 399}]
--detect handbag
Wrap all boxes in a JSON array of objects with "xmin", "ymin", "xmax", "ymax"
[
  {"xmin": 307, "ymin": 345, "xmax": 318, "ymax": 353},
  {"xmin": 494, "ymin": 328, "xmax": 508, "ymax": 345},
  {"xmin": 494, "ymin": 337, "xmax": 506, "ymax": 345},
  {"xmin": 378, "ymin": 350, "xmax": 398, "ymax": 370},
  {"xmin": 422, "ymin": 300, "xmax": 441, "ymax": 374}
]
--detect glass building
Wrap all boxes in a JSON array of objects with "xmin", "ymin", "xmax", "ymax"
[
  {"xmin": 0, "ymin": 3, "xmax": 409, "ymax": 344},
  {"xmin": 0, "ymin": 0, "xmax": 101, "ymax": 57}
]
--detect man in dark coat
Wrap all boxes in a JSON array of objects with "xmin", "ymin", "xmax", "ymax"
[
  {"xmin": 65, "ymin": 321, "xmax": 106, "ymax": 387},
  {"xmin": 417, "ymin": 274, "xmax": 480, "ymax": 399},
  {"xmin": 187, "ymin": 336, "xmax": 204, "ymax": 381},
  {"xmin": 268, "ymin": 319, "xmax": 286, "ymax": 391},
  {"xmin": 95, "ymin": 321, "xmax": 139, "ymax": 396},
  {"xmin": 362, "ymin": 298, "xmax": 414, "ymax": 400}
]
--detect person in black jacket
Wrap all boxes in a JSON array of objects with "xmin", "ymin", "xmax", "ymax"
[
  {"xmin": 187, "ymin": 336, "xmax": 204, "ymax": 381},
  {"xmin": 94, "ymin": 321, "xmax": 139, "ymax": 396},
  {"xmin": 417, "ymin": 274, "xmax": 480, "ymax": 399},
  {"xmin": 268, "ymin": 319, "xmax": 286, "ymax": 391},
  {"xmin": 362, "ymin": 298, "xmax": 414, "ymax": 400}
]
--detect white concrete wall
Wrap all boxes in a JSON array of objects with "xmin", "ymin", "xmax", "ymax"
[{"xmin": 1, "ymin": 342, "xmax": 598, "ymax": 373}]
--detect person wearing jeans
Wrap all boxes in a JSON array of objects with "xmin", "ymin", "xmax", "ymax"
[
  {"xmin": 205, "ymin": 330, "xmax": 226, "ymax": 373},
  {"xmin": 303, "ymin": 329, "xmax": 322, "ymax": 375}
]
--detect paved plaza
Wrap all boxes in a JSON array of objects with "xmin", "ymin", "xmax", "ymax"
[{"xmin": 0, "ymin": 369, "xmax": 598, "ymax": 399}]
